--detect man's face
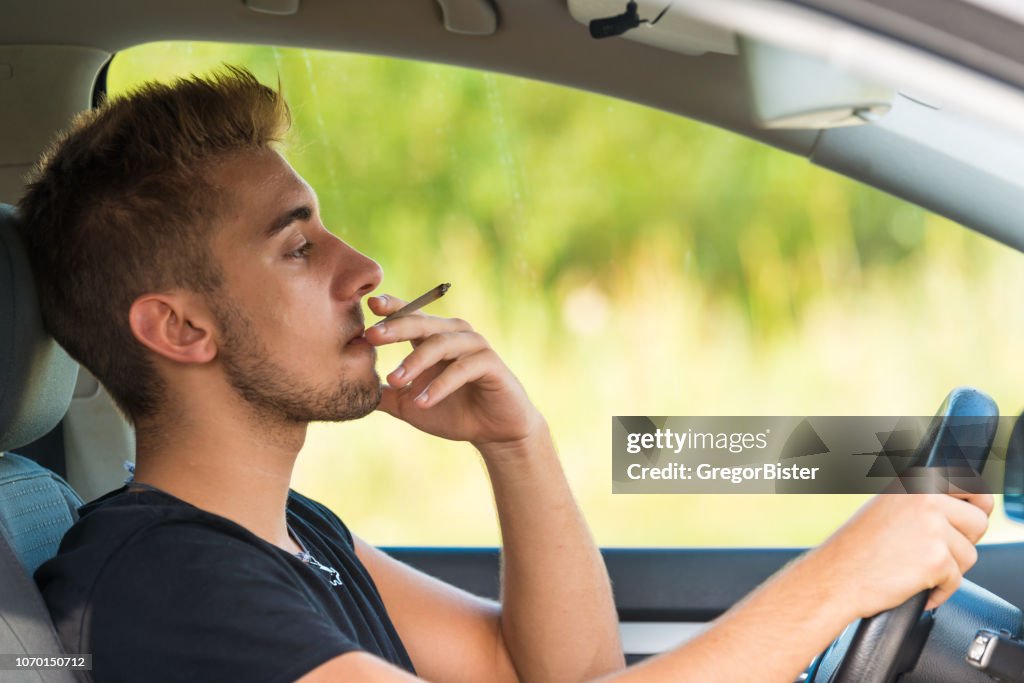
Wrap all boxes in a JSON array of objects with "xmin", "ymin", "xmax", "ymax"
[{"xmin": 206, "ymin": 148, "xmax": 383, "ymax": 423}]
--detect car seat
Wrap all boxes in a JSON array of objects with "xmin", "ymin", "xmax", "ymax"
[{"xmin": 0, "ymin": 202, "xmax": 85, "ymax": 682}]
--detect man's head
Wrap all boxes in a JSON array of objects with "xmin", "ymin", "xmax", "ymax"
[{"xmin": 17, "ymin": 66, "xmax": 383, "ymax": 429}]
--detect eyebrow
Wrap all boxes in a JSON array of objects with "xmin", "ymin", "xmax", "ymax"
[{"xmin": 264, "ymin": 205, "xmax": 313, "ymax": 239}]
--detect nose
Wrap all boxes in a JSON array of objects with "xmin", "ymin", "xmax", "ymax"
[{"xmin": 332, "ymin": 238, "xmax": 383, "ymax": 302}]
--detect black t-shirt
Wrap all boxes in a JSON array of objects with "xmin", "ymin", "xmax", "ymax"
[{"xmin": 34, "ymin": 484, "xmax": 416, "ymax": 682}]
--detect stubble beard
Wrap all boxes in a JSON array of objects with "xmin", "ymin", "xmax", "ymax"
[{"xmin": 211, "ymin": 297, "xmax": 381, "ymax": 424}]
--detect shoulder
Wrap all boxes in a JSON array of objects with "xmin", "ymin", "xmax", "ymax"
[
  {"xmin": 103, "ymin": 516, "xmax": 294, "ymax": 576},
  {"xmin": 40, "ymin": 490, "xmax": 290, "ymax": 590},
  {"xmin": 84, "ymin": 518, "xmax": 357, "ymax": 681},
  {"xmin": 288, "ymin": 488, "xmax": 355, "ymax": 547},
  {"xmin": 37, "ymin": 489, "xmax": 316, "ymax": 627},
  {"xmin": 62, "ymin": 514, "xmax": 313, "ymax": 616},
  {"xmin": 36, "ymin": 489, "xmax": 387, "ymax": 682}
]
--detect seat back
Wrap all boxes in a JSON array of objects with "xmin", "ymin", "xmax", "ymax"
[
  {"xmin": 0, "ymin": 451, "xmax": 82, "ymax": 576},
  {"xmin": 0, "ymin": 452, "xmax": 84, "ymax": 682},
  {"xmin": 0, "ymin": 203, "xmax": 82, "ymax": 681}
]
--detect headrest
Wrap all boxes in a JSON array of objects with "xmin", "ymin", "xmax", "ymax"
[{"xmin": 0, "ymin": 204, "xmax": 77, "ymax": 451}]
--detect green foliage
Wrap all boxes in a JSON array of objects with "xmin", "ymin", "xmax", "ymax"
[
  {"xmin": 107, "ymin": 43, "xmax": 935, "ymax": 334},
  {"xmin": 107, "ymin": 42, "xmax": 1024, "ymax": 547}
]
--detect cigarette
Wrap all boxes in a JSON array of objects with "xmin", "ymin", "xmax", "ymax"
[{"xmin": 377, "ymin": 283, "xmax": 451, "ymax": 324}]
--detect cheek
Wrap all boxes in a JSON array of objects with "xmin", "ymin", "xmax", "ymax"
[
  {"xmin": 277, "ymin": 304, "xmax": 315, "ymax": 336},
  {"xmin": 227, "ymin": 256, "xmax": 335, "ymax": 335},
  {"xmin": 274, "ymin": 286, "xmax": 335, "ymax": 337}
]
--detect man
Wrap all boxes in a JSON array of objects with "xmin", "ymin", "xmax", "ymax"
[{"xmin": 21, "ymin": 66, "xmax": 989, "ymax": 682}]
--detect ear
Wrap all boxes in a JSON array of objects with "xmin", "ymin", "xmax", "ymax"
[{"xmin": 128, "ymin": 292, "xmax": 217, "ymax": 365}]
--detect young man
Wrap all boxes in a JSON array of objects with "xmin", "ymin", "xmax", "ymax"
[{"xmin": 22, "ymin": 67, "xmax": 990, "ymax": 683}]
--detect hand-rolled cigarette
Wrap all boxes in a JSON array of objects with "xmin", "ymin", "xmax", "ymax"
[{"xmin": 377, "ymin": 283, "xmax": 451, "ymax": 324}]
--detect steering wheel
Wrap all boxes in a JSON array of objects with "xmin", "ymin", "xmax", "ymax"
[{"xmin": 810, "ymin": 387, "xmax": 999, "ymax": 683}]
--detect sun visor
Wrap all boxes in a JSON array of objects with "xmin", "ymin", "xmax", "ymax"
[
  {"xmin": 739, "ymin": 37, "xmax": 894, "ymax": 129},
  {"xmin": 569, "ymin": 3, "xmax": 892, "ymax": 129}
]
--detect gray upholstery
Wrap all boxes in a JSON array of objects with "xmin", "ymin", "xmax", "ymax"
[
  {"xmin": 0, "ymin": 204, "xmax": 77, "ymax": 452},
  {"xmin": 0, "ymin": 204, "xmax": 84, "ymax": 682}
]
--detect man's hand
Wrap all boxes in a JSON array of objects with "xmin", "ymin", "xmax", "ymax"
[
  {"xmin": 363, "ymin": 293, "xmax": 545, "ymax": 449},
  {"xmin": 804, "ymin": 489, "xmax": 993, "ymax": 620},
  {"xmin": 362, "ymin": 293, "xmax": 624, "ymax": 683}
]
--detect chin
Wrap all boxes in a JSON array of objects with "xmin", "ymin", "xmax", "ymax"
[
  {"xmin": 335, "ymin": 378, "xmax": 385, "ymax": 421},
  {"xmin": 328, "ymin": 377, "xmax": 382, "ymax": 422}
]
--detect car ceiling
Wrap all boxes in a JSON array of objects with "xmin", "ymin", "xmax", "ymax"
[{"xmin": 1, "ymin": 0, "xmax": 1023, "ymax": 251}]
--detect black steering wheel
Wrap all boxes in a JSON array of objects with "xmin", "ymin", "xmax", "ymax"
[{"xmin": 811, "ymin": 387, "xmax": 999, "ymax": 683}]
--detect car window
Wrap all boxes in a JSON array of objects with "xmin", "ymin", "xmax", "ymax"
[{"xmin": 107, "ymin": 41, "xmax": 1024, "ymax": 547}]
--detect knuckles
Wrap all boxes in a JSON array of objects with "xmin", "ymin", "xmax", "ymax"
[
  {"xmin": 967, "ymin": 508, "xmax": 990, "ymax": 543},
  {"xmin": 923, "ymin": 512, "xmax": 947, "ymax": 539},
  {"xmin": 977, "ymin": 493, "xmax": 996, "ymax": 517},
  {"xmin": 916, "ymin": 493, "xmax": 944, "ymax": 514},
  {"xmin": 923, "ymin": 543, "xmax": 951, "ymax": 577}
]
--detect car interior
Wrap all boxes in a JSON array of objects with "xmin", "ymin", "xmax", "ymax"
[{"xmin": 3, "ymin": 1, "xmax": 1024, "ymax": 681}]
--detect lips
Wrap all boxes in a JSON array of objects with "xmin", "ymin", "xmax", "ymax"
[{"xmin": 346, "ymin": 326, "xmax": 367, "ymax": 345}]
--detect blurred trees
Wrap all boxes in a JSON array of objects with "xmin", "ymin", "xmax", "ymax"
[{"xmin": 106, "ymin": 43, "xmax": 1022, "ymax": 546}]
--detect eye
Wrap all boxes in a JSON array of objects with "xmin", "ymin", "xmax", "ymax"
[{"xmin": 286, "ymin": 241, "xmax": 314, "ymax": 260}]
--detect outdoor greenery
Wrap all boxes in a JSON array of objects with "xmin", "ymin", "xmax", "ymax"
[{"xmin": 108, "ymin": 42, "xmax": 1024, "ymax": 547}]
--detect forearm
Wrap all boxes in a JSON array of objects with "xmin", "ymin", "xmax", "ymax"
[
  {"xmin": 479, "ymin": 424, "xmax": 625, "ymax": 683},
  {"xmin": 592, "ymin": 549, "xmax": 856, "ymax": 683}
]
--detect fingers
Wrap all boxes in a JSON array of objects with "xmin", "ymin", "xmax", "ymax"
[
  {"xmin": 368, "ymin": 294, "xmax": 403, "ymax": 317},
  {"xmin": 364, "ymin": 293, "xmax": 470, "ymax": 348},
  {"xmin": 375, "ymin": 347, "xmax": 499, "ymax": 411},
  {"xmin": 409, "ymin": 349, "xmax": 497, "ymax": 407},
  {"xmin": 366, "ymin": 314, "xmax": 473, "ymax": 347},
  {"xmin": 916, "ymin": 495, "xmax": 985, "ymax": 611},
  {"xmin": 945, "ymin": 522, "xmax": 980, "ymax": 576},
  {"xmin": 925, "ymin": 556, "xmax": 964, "ymax": 611},
  {"xmin": 383, "ymin": 331, "xmax": 490, "ymax": 389},
  {"xmin": 936, "ymin": 494, "xmax": 990, "ymax": 545},
  {"xmin": 885, "ymin": 475, "xmax": 992, "ymax": 541},
  {"xmin": 948, "ymin": 490, "xmax": 995, "ymax": 518},
  {"xmin": 365, "ymin": 293, "xmax": 498, "ymax": 410},
  {"xmin": 929, "ymin": 497, "xmax": 985, "ymax": 611}
]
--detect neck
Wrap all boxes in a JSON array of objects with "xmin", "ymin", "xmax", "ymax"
[{"xmin": 132, "ymin": 405, "xmax": 308, "ymax": 554}]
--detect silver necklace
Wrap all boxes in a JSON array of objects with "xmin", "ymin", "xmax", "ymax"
[
  {"xmin": 289, "ymin": 523, "xmax": 344, "ymax": 587},
  {"xmin": 126, "ymin": 478, "xmax": 343, "ymax": 587}
]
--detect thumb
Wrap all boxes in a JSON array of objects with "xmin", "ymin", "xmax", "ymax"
[
  {"xmin": 375, "ymin": 384, "xmax": 401, "ymax": 417},
  {"xmin": 368, "ymin": 294, "xmax": 406, "ymax": 319}
]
